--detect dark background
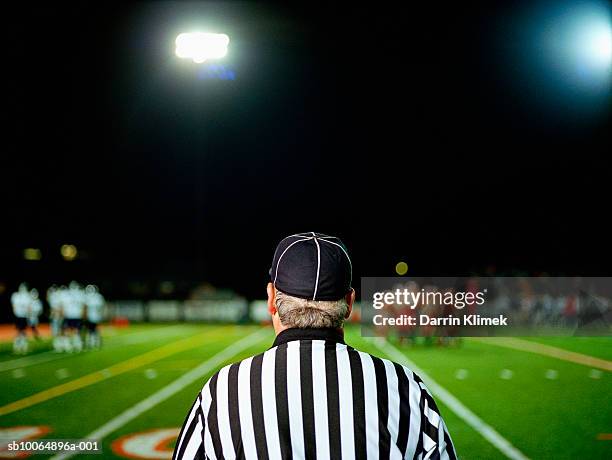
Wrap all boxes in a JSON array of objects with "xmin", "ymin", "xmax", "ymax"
[{"xmin": 1, "ymin": 1, "xmax": 610, "ymax": 302}]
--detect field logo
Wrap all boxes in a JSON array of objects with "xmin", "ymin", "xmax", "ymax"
[
  {"xmin": 0, "ymin": 426, "xmax": 51, "ymax": 458},
  {"xmin": 112, "ymin": 428, "xmax": 179, "ymax": 459}
]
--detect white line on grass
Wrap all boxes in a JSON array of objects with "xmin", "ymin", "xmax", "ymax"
[
  {"xmin": 55, "ymin": 368, "xmax": 70, "ymax": 380},
  {"xmin": 454, "ymin": 369, "xmax": 469, "ymax": 380},
  {"xmin": 11, "ymin": 368, "xmax": 26, "ymax": 379},
  {"xmin": 0, "ymin": 326, "xmax": 192, "ymax": 373},
  {"xmin": 589, "ymin": 369, "xmax": 602, "ymax": 379},
  {"xmin": 0, "ymin": 353, "xmax": 66, "ymax": 373},
  {"xmin": 500, "ymin": 369, "xmax": 514, "ymax": 380},
  {"xmin": 544, "ymin": 369, "xmax": 558, "ymax": 380},
  {"xmin": 369, "ymin": 337, "xmax": 530, "ymax": 460},
  {"xmin": 50, "ymin": 327, "xmax": 271, "ymax": 460}
]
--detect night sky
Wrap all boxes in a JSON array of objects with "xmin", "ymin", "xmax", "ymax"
[{"xmin": 2, "ymin": 1, "xmax": 610, "ymax": 301}]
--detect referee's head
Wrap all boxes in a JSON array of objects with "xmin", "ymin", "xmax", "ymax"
[{"xmin": 267, "ymin": 232, "xmax": 355, "ymax": 334}]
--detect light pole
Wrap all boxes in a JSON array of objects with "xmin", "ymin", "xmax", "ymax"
[{"xmin": 175, "ymin": 32, "xmax": 230, "ymax": 279}]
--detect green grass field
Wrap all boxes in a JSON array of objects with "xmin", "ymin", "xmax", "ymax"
[{"xmin": 0, "ymin": 324, "xmax": 610, "ymax": 459}]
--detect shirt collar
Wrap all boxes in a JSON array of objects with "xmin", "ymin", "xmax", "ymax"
[{"xmin": 271, "ymin": 327, "xmax": 346, "ymax": 348}]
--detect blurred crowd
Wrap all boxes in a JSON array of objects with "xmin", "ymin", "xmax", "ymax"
[
  {"xmin": 375, "ymin": 278, "xmax": 611, "ymax": 343},
  {"xmin": 10, "ymin": 282, "xmax": 105, "ymax": 354}
]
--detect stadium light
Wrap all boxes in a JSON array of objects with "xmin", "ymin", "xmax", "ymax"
[
  {"xmin": 512, "ymin": 0, "xmax": 612, "ymax": 115},
  {"xmin": 175, "ymin": 32, "xmax": 230, "ymax": 64},
  {"xmin": 541, "ymin": 1, "xmax": 612, "ymax": 90},
  {"xmin": 565, "ymin": 6, "xmax": 612, "ymax": 74},
  {"xmin": 23, "ymin": 248, "xmax": 42, "ymax": 261},
  {"xmin": 61, "ymin": 244, "xmax": 78, "ymax": 261},
  {"xmin": 579, "ymin": 17, "xmax": 612, "ymax": 68}
]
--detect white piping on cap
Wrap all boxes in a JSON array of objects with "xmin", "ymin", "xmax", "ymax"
[
  {"xmin": 312, "ymin": 232, "xmax": 321, "ymax": 300},
  {"xmin": 273, "ymin": 237, "xmax": 313, "ymax": 286},
  {"xmin": 319, "ymin": 238, "xmax": 353, "ymax": 280}
]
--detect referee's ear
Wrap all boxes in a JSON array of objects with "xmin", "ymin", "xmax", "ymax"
[
  {"xmin": 345, "ymin": 288, "xmax": 355, "ymax": 319},
  {"xmin": 267, "ymin": 282, "xmax": 277, "ymax": 317}
]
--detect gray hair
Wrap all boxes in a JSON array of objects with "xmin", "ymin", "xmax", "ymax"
[{"xmin": 275, "ymin": 290, "xmax": 348, "ymax": 328}]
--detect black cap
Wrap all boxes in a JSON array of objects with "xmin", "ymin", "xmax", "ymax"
[{"xmin": 269, "ymin": 232, "xmax": 352, "ymax": 301}]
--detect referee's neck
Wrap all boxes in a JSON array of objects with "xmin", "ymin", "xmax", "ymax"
[{"xmin": 271, "ymin": 327, "xmax": 346, "ymax": 348}]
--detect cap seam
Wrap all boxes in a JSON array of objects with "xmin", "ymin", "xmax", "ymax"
[{"xmin": 312, "ymin": 232, "xmax": 321, "ymax": 301}]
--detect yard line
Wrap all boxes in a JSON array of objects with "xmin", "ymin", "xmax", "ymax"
[
  {"xmin": 0, "ymin": 326, "xmax": 233, "ymax": 417},
  {"xmin": 0, "ymin": 325, "xmax": 190, "ymax": 373},
  {"xmin": 471, "ymin": 337, "xmax": 612, "ymax": 372},
  {"xmin": 369, "ymin": 337, "xmax": 530, "ymax": 460},
  {"xmin": 0, "ymin": 352, "xmax": 67, "ymax": 373},
  {"xmin": 50, "ymin": 327, "xmax": 271, "ymax": 460}
]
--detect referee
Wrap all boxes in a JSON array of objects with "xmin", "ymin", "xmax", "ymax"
[{"xmin": 174, "ymin": 232, "xmax": 456, "ymax": 460}]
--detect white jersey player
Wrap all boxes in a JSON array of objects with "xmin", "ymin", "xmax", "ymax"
[
  {"xmin": 47, "ymin": 285, "xmax": 64, "ymax": 351},
  {"xmin": 28, "ymin": 289, "xmax": 43, "ymax": 340},
  {"xmin": 85, "ymin": 285, "xmax": 105, "ymax": 349},
  {"xmin": 11, "ymin": 284, "xmax": 31, "ymax": 354},
  {"xmin": 62, "ymin": 281, "xmax": 85, "ymax": 352}
]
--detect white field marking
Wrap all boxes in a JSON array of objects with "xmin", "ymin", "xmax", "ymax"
[
  {"xmin": 144, "ymin": 368, "xmax": 158, "ymax": 380},
  {"xmin": 0, "ymin": 326, "xmax": 190, "ymax": 374},
  {"xmin": 545, "ymin": 369, "xmax": 558, "ymax": 380},
  {"xmin": 11, "ymin": 368, "xmax": 26, "ymax": 379},
  {"xmin": 454, "ymin": 369, "xmax": 469, "ymax": 380},
  {"xmin": 55, "ymin": 368, "xmax": 70, "ymax": 380},
  {"xmin": 500, "ymin": 369, "xmax": 514, "ymax": 380},
  {"xmin": 369, "ymin": 337, "xmax": 530, "ymax": 460},
  {"xmin": 0, "ymin": 352, "xmax": 66, "ymax": 373},
  {"xmin": 589, "ymin": 369, "xmax": 602, "ymax": 379},
  {"xmin": 470, "ymin": 337, "xmax": 612, "ymax": 372},
  {"xmin": 50, "ymin": 327, "xmax": 271, "ymax": 460}
]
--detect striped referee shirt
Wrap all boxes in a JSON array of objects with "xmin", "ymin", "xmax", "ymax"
[{"xmin": 173, "ymin": 328, "xmax": 456, "ymax": 460}]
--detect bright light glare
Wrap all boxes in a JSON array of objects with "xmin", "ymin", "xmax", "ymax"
[
  {"xmin": 395, "ymin": 262, "xmax": 408, "ymax": 276},
  {"xmin": 175, "ymin": 32, "xmax": 229, "ymax": 63},
  {"xmin": 23, "ymin": 248, "xmax": 42, "ymax": 261},
  {"xmin": 539, "ymin": 1, "xmax": 612, "ymax": 92},
  {"xmin": 61, "ymin": 244, "xmax": 78, "ymax": 261},
  {"xmin": 567, "ymin": 8, "xmax": 612, "ymax": 74},
  {"xmin": 580, "ymin": 21, "xmax": 612, "ymax": 67}
]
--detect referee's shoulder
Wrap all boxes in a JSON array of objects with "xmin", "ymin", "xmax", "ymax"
[{"xmin": 349, "ymin": 345, "xmax": 428, "ymax": 390}]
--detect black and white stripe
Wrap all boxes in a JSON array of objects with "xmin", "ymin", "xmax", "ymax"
[{"xmin": 174, "ymin": 329, "xmax": 456, "ymax": 460}]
